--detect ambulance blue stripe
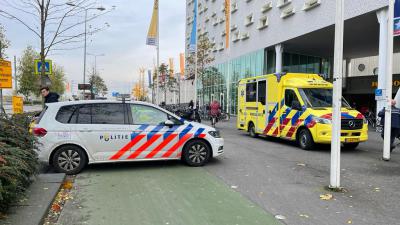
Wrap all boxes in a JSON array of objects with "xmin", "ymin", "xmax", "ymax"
[
  {"xmin": 130, "ymin": 124, "xmax": 149, "ymax": 140},
  {"xmin": 341, "ymin": 113, "xmax": 354, "ymax": 119},
  {"xmin": 281, "ymin": 108, "xmax": 291, "ymax": 121},
  {"xmin": 291, "ymin": 111, "xmax": 301, "ymax": 125},
  {"xmin": 304, "ymin": 115, "xmax": 313, "ymax": 125},
  {"xmin": 179, "ymin": 124, "xmax": 193, "ymax": 139},
  {"xmin": 194, "ymin": 128, "xmax": 205, "ymax": 137},
  {"xmin": 147, "ymin": 125, "xmax": 164, "ymax": 139},
  {"xmin": 163, "ymin": 125, "xmax": 179, "ymax": 139},
  {"xmin": 268, "ymin": 104, "xmax": 278, "ymax": 121}
]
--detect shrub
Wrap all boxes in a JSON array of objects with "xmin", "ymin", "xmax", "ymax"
[{"xmin": 0, "ymin": 113, "xmax": 39, "ymax": 213}]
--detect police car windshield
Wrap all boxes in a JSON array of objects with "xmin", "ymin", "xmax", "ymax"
[{"xmin": 299, "ymin": 88, "xmax": 350, "ymax": 108}]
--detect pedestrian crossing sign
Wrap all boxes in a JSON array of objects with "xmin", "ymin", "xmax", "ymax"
[{"xmin": 34, "ymin": 59, "xmax": 52, "ymax": 75}]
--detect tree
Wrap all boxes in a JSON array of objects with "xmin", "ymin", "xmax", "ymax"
[
  {"xmin": 186, "ymin": 34, "xmax": 216, "ymax": 104},
  {"xmin": 0, "ymin": 0, "xmax": 111, "ymax": 85},
  {"xmin": 17, "ymin": 46, "xmax": 38, "ymax": 99},
  {"xmin": 17, "ymin": 46, "xmax": 65, "ymax": 99},
  {"xmin": 49, "ymin": 64, "xmax": 66, "ymax": 95},
  {"xmin": 0, "ymin": 23, "xmax": 10, "ymax": 58},
  {"xmin": 158, "ymin": 63, "xmax": 178, "ymax": 104},
  {"xmin": 88, "ymin": 70, "xmax": 107, "ymax": 98}
]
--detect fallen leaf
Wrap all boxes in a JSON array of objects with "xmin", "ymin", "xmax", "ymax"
[
  {"xmin": 320, "ymin": 193, "xmax": 333, "ymax": 200},
  {"xmin": 347, "ymin": 219, "xmax": 352, "ymax": 224},
  {"xmin": 297, "ymin": 163, "xmax": 306, "ymax": 167},
  {"xmin": 275, "ymin": 215, "xmax": 286, "ymax": 220},
  {"xmin": 43, "ymin": 187, "xmax": 49, "ymax": 190},
  {"xmin": 231, "ymin": 185, "xmax": 238, "ymax": 189},
  {"xmin": 299, "ymin": 214, "xmax": 309, "ymax": 218}
]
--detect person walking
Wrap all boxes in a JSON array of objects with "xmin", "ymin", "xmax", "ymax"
[
  {"xmin": 40, "ymin": 87, "xmax": 60, "ymax": 103},
  {"xmin": 378, "ymin": 99, "xmax": 400, "ymax": 151},
  {"xmin": 210, "ymin": 100, "xmax": 221, "ymax": 127}
]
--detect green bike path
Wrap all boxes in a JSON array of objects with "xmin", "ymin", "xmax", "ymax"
[{"xmin": 57, "ymin": 162, "xmax": 281, "ymax": 225}]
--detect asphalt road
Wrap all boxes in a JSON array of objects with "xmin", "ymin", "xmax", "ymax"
[
  {"xmin": 204, "ymin": 120, "xmax": 400, "ymax": 225},
  {"xmin": 55, "ymin": 120, "xmax": 400, "ymax": 225}
]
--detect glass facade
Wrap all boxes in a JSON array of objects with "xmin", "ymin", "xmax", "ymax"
[{"xmin": 199, "ymin": 48, "xmax": 331, "ymax": 115}]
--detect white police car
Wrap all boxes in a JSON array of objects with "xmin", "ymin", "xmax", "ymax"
[{"xmin": 32, "ymin": 100, "xmax": 224, "ymax": 174}]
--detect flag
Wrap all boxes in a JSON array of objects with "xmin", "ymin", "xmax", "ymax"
[
  {"xmin": 179, "ymin": 53, "xmax": 185, "ymax": 79},
  {"xmin": 146, "ymin": 0, "xmax": 159, "ymax": 46},
  {"xmin": 225, "ymin": 0, "xmax": 230, "ymax": 49},
  {"xmin": 148, "ymin": 70, "xmax": 152, "ymax": 88},
  {"xmin": 189, "ymin": 0, "xmax": 198, "ymax": 53},
  {"xmin": 169, "ymin": 58, "xmax": 174, "ymax": 77}
]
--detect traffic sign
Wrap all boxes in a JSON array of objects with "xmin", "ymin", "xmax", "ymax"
[
  {"xmin": 375, "ymin": 89, "xmax": 382, "ymax": 97},
  {"xmin": 78, "ymin": 83, "xmax": 91, "ymax": 90},
  {"xmin": 12, "ymin": 96, "xmax": 23, "ymax": 114},
  {"xmin": 0, "ymin": 59, "xmax": 12, "ymax": 89},
  {"xmin": 34, "ymin": 59, "xmax": 52, "ymax": 75}
]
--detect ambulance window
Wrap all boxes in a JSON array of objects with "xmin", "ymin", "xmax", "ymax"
[
  {"xmin": 246, "ymin": 82, "xmax": 257, "ymax": 102},
  {"xmin": 285, "ymin": 90, "xmax": 299, "ymax": 108},
  {"xmin": 257, "ymin": 81, "xmax": 266, "ymax": 105}
]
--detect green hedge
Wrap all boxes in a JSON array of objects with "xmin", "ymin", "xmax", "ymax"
[{"xmin": 0, "ymin": 113, "xmax": 39, "ymax": 213}]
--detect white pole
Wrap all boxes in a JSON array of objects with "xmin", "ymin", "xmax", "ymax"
[
  {"xmin": 377, "ymin": 9, "xmax": 388, "ymax": 120},
  {"xmin": 383, "ymin": 0, "xmax": 395, "ymax": 161},
  {"xmin": 330, "ymin": 0, "xmax": 344, "ymax": 188},
  {"xmin": 156, "ymin": 1, "xmax": 160, "ymax": 105},
  {"xmin": 193, "ymin": 4, "xmax": 198, "ymax": 110}
]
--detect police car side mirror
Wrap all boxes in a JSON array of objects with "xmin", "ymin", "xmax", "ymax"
[
  {"xmin": 164, "ymin": 120, "xmax": 175, "ymax": 127},
  {"xmin": 292, "ymin": 101, "xmax": 302, "ymax": 111}
]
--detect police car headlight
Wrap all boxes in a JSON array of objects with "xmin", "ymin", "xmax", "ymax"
[
  {"xmin": 313, "ymin": 116, "xmax": 332, "ymax": 124},
  {"xmin": 208, "ymin": 130, "xmax": 221, "ymax": 138}
]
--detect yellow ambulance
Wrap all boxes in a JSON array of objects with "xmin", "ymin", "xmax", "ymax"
[{"xmin": 237, "ymin": 73, "xmax": 368, "ymax": 150}]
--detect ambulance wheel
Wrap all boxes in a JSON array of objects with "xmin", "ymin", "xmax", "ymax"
[
  {"xmin": 183, "ymin": 140, "xmax": 211, "ymax": 167},
  {"xmin": 342, "ymin": 143, "xmax": 359, "ymax": 150},
  {"xmin": 298, "ymin": 129, "xmax": 314, "ymax": 150},
  {"xmin": 52, "ymin": 145, "xmax": 87, "ymax": 175},
  {"xmin": 248, "ymin": 123, "xmax": 258, "ymax": 138}
]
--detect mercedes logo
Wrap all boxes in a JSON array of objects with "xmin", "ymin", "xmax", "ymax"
[{"xmin": 348, "ymin": 120, "xmax": 355, "ymax": 128}]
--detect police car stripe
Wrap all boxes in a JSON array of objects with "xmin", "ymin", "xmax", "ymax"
[
  {"xmin": 127, "ymin": 133, "xmax": 162, "ymax": 159},
  {"xmin": 162, "ymin": 133, "xmax": 192, "ymax": 158},
  {"xmin": 164, "ymin": 125, "xmax": 179, "ymax": 139},
  {"xmin": 145, "ymin": 133, "xmax": 178, "ymax": 158},
  {"xmin": 147, "ymin": 125, "xmax": 164, "ymax": 140},
  {"xmin": 179, "ymin": 124, "xmax": 193, "ymax": 139},
  {"xmin": 109, "ymin": 124, "xmax": 149, "ymax": 160},
  {"xmin": 194, "ymin": 128, "xmax": 205, "ymax": 137}
]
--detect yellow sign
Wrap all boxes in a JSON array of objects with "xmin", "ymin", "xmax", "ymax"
[
  {"xmin": 0, "ymin": 59, "xmax": 12, "ymax": 89},
  {"xmin": 12, "ymin": 96, "xmax": 24, "ymax": 114},
  {"xmin": 146, "ymin": 0, "xmax": 159, "ymax": 46}
]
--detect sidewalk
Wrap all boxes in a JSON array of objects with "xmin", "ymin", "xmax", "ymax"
[{"xmin": 0, "ymin": 173, "xmax": 65, "ymax": 225}]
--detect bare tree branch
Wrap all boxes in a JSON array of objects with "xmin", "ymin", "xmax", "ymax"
[{"xmin": 0, "ymin": 10, "xmax": 40, "ymax": 37}]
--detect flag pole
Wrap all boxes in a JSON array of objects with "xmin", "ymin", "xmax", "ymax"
[
  {"xmin": 193, "ymin": 1, "xmax": 198, "ymax": 110},
  {"xmin": 156, "ymin": 0, "xmax": 160, "ymax": 105}
]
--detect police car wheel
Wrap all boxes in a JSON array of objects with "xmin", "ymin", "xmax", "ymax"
[
  {"xmin": 298, "ymin": 129, "xmax": 314, "ymax": 150},
  {"xmin": 183, "ymin": 140, "xmax": 211, "ymax": 167},
  {"xmin": 52, "ymin": 145, "xmax": 87, "ymax": 175},
  {"xmin": 248, "ymin": 123, "xmax": 258, "ymax": 138}
]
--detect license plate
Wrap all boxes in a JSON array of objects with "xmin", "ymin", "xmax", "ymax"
[{"xmin": 345, "ymin": 138, "xmax": 359, "ymax": 143}]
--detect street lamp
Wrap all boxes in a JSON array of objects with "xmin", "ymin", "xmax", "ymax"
[
  {"xmin": 66, "ymin": 2, "xmax": 106, "ymax": 98},
  {"xmin": 87, "ymin": 53, "xmax": 105, "ymax": 75}
]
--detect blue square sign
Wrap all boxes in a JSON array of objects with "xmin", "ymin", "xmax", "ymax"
[{"xmin": 375, "ymin": 89, "xmax": 382, "ymax": 97}]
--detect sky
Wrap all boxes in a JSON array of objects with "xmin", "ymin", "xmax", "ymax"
[{"xmin": 0, "ymin": 0, "xmax": 186, "ymax": 95}]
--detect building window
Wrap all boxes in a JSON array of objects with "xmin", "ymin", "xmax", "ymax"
[
  {"xmin": 281, "ymin": 5, "xmax": 295, "ymax": 18},
  {"xmin": 219, "ymin": 42, "xmax": 224, "ymax": 51},
  {"xmin": 261, "ymin": 1, "xmax": 273, "ymax": 13},
  {"xmin": 241, "ymin": 32, "xmax": 250, "ymax": 40},
  {"xmin": 277, "ymin": 0, "xmax": 292, "ymax": 8},
  {"xmin": 231, "ymin": 24, "xmax": 238, "ymax": 31},
  {"xmin": 245, "ymin": 14, "xmax": 254, "ymax": 26},
  {"xmin": 257, "ymin": 16, "xmax": 268, "ymax": 30},
  {"xmin": 302, "ymin": 0, "xmax": 321, "ymax": 11},
  {"xmin": 219, "ymin": 17, "xmax": 225, "ymax": 24},
  {"xmin": 233, "ymin": 31, "xmax": 241, "ymax": 42},
  {"xmin": 221, "ymin": 30, "xmax": 226, "ymax": 37},
  {"xmin": 231, "ymin": 2, "xmax": 238, "ymax": 13}
]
